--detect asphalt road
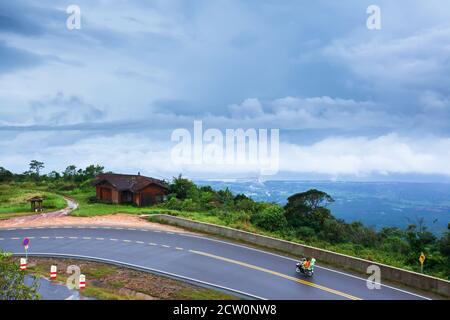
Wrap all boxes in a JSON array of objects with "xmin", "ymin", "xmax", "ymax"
[{"xmin": 0, "ymin": 226, "xmax": 431, "ymax": 300}]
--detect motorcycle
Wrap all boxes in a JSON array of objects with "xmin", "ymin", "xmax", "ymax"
[{"xmin": 296, "ymin": 258, "xmax": 314, "ymax": 277}]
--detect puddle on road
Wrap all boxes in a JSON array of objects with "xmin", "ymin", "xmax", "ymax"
[{"xmin": 25, "ymin": 275, "xmax": 95, "ymax": 300}]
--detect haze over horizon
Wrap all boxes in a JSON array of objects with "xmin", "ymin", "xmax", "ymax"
[{"xmin": 1, "ymin": 1, "xmax": 450, "ymax": 181}]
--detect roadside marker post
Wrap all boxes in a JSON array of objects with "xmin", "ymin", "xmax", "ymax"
[
  {"xmin": 22, "ymin": 237, "xmax": 30, "ymax": 260},
  {"xmin": 20, "ymin": 258, "xmax": 27, "ymax": 271},
  {"xmin": 79, "ymin": 274, "xmax": 86, "ymax": 289},
  {"xmin": 419, "ymin": 252, "xmax": 426, "ymax": 273},
  {"xmin": 50, "ymin": 265, "xmax": 57, "ymax": 280}
]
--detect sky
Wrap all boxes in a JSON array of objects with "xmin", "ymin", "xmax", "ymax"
[{"xmin": 1, "ymin": 0, "xmax": 450, "ymax": 181}]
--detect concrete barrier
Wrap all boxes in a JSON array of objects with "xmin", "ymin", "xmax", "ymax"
[{"xmin": 151, "ymin": 214, "xmax": 450, "ymax": 298}]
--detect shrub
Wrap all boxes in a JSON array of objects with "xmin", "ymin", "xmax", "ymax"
[
  {"xmin": 296, "ymin": 226, "xmax": 316, "ymax": 239},
  {"xmin": 212, "ymin": 209, "xmax": 251, "ymax": 225},
  {"xmin": 164, "ymin": 197, "xmax": 183, "ymax": 211},
  {"xmin": 180, "ymin": 198, "xmax": 199, "ymax": 212},
  {"xmin": 251, "ymin": 205, "xmax": 287, "ymax": 232}
]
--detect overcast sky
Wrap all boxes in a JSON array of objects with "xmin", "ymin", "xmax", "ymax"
[{"xmin": 1, "ymin": 0, "xmax": 450, "ymax": 181}]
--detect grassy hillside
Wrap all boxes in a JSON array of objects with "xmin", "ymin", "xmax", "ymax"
[{"xmin": 0, "ymin": 183, "xmax": 66, "ymax": 219}]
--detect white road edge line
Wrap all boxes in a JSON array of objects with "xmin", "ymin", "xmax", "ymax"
[{"xmin": 11, "ymin": 252, "xmax": 265, "ymax": 300}]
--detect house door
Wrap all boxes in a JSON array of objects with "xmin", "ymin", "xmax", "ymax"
[
  {"xmin": 121, "ymin": 191, "xmax": 133, "ymax": 203},
  {"xmin": 140, "ymin": 193, "xmax": 153, "ymax": 207},
  {"xmin": 101, "ymin": 188, "xmax": 112, "ymax": 202}
]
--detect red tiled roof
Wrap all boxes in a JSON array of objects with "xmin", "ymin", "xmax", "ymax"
[{"xmin": 92, "ymin": 173, "xmax": 168, "ymax": 192}]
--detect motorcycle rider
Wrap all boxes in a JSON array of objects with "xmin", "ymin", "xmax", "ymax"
[
  {"xmin": 302, "ymin": 257, "xmax": 311, "ymax": 270},
  {"xmin": 302, "ymin": 257, "xmax": 316, "ymax": 272}
]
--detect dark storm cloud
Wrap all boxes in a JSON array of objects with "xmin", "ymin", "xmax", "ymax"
[
  {"xmin": 1, "ymin": 0, "xmax": 450, "ymax": 178},
  {"xmin": 0, "ymin": 2, "xmax": 63, "ymax": 36},
  {"xmin": 0, "ymin": 41, "xmax": 45, "ymax": 73}
]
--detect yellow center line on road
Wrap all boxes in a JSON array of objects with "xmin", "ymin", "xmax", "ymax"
[{"xmin": 189, "ymin": 250, "xmax": 361, "ymax": 301}]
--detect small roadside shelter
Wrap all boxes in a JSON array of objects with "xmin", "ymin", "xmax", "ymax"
[{"xmin": 28, "ymin": 196, "xmax": 44, "ymax": 212}]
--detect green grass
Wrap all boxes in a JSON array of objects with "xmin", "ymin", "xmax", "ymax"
[
  {"xmin": 81, "ymin": 286, "xmax": 127, "ymax": 300},
  {"xmin": 0, "ymin": 183, "xmax": 66, "ymax": 218},
  {"xmin": 66, "ymin": 189, "xmax": 179, "ymax": 217}
]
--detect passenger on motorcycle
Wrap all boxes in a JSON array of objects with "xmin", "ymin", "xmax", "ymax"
[
  {"xmin": 302, "ymin": 257, "xmax": 316, "ymax": 271},
  {"xmin": 296, "ymin": 257, "xmax": 316, "ymax": 277}
]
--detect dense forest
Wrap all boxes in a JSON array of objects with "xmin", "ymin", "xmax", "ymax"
[{"xmin": 0, "ymin": 162, "xmax": 449, "ymax": 280}]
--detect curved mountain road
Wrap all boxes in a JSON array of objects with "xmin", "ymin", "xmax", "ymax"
[{"xmin": 0, "ymin": 226, "xmax": 432, "ymax": 300}]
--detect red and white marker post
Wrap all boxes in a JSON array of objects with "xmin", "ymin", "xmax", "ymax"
[
  {"xmin": 50, "ymin": 265, "xmax": 57, "ymax": 280},
  {"xmin": 19, "ymin": 258, "xmax": 27, "ymax": 270},
  {"xmin": 79, "ymin": 274, "xmax": 86, "ymax": 289}
]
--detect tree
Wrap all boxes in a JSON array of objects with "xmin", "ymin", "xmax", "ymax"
[
  {"xmin": 63, "ymin": 165, "xmax": 77, "ymax": 180},
  {"xmin": 321, "ymin": 218, "xmax": 347, "ymax": 243},
  {"xmin": 284, "ymin": 189, "xmax": 334, "ymax": 228},
  {"xmin": 217, "ymin": 188, "xmax": 234, "ymax": 206},
  {"xmin": 169, "ymin": 174, "xmax": 197, "ymax": 200},
  {"xmin": 234, "ymin": 194, "xmax": 258, "ymax": 213},
  {"xmin": 438, "ymin": 223, "xmax": 450, "ymax": 258},
  {"xmin": 0, "ymin": 252, "xmax": 40, "ymax": 300},
  {"xmin": 83, "ymin": 164, "xmax": 104, "ymax": 179},
  {"xmin": 405, "ymin": 223, "xmax": 436, "ymax": 254},
  {"xmin": 0, "ymin": 167, "xmax": 13, "ymax": 182},
  {"xmin": 47, "ymin": 171, "xmax": 61, "ymax": 180},
  {"xmin": 29, "ymin": 160, "xmax": 44, "ymax": 177},
  {"xmin": 286, "ymin": 189, "xmax": 334, "ymax": 211}
]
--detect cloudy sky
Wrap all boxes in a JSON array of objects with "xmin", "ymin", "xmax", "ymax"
[{"xmin": 1, "ymin": 0, "xmax": 450, "ymax": 181}]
